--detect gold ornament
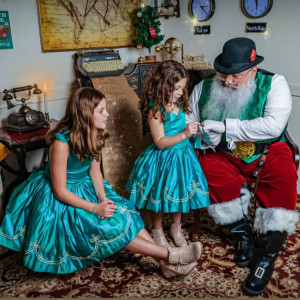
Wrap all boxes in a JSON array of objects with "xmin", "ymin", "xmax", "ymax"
[
  {"xmin": 137, "ymin": 56, "xmax": 145, "ymax": 63},
  {"xmin": 162, "ymin": 37, "xmax": 183, "ymax": 61},
  {"xmin": 232, "ymin": 141, "xmax": 256, "ymax": 159}
]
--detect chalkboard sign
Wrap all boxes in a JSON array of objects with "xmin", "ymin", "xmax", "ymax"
[
  {"xmin": 194, "ymin": 25, "xmax": 211, "ymax": 35},
  {"xmin": 245, "ymin": 23, "xmax": 267, "ymax": 33}
]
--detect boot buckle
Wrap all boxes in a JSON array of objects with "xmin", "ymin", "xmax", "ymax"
[
  {"xmin": 238, "ymin": 241, "xmax": 244, "ymax": 250},
  {"xmin": 255, "ymin": 267, "xmax": 265, "ymax": 279}
]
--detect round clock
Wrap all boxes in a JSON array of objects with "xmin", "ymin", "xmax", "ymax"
[
  {"xmin": 189, "ymin": 0, "xmax": 215, "ymax": 22},
  {"xmin": 242, "ymin": 0, "xmax": 273, "ymax": 19}
]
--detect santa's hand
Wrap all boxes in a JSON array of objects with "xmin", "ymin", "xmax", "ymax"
[
  {"xmin": 202, "ymin": 120, "xmax": 225, "ymax": 134},
  {"xmin": 206, "ymin": 131, "xmax": 222, "ymax": 147},
  {"xmin": 197, "ymin": 123, "xmax": 205, "ymax": 134}
]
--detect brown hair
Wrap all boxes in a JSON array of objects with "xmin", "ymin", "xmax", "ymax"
[
  {"xmin": 140, "ymin": 60, "xmax": 190, "ymax": 122},
  {"xmin": 46, "ymin": 87, "xmax": 109, "ymax": 162}
]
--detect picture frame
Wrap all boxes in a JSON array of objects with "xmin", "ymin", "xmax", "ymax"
[
  {"xmin": 36, "ymin": 0, "xmax": 140, "ymax": 52},
  {"xmin": 155, "ymin": 0, "xmax": 180, "ymax": 18}
]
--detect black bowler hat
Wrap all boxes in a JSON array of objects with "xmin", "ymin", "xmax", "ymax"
[{"xmin": 214, "ymin": 37, "xmax": 264, "ymax": 74}]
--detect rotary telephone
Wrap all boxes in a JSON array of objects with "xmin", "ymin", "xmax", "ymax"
[
  {"xmin": 5, "ymin": 96, "xmax": 47, "ymax": 133},
  {"xmin": 3, "ymin": 84, "xmax": 48, "ymax": 133},
  {"xmin": 6, "ymin": 109, "xmax": 47, "ymax": 133}
]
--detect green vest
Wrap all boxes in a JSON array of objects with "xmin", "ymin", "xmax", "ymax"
[{"xmin": 198, "ymin": 70, "xmax": 286, "ymax": 162}]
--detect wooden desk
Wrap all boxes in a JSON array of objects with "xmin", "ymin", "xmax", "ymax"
[
  {"xmin": 0, "ymin": 121, "xmax": 58, "ymax": 207},
  {"xmin": 124, "ymin": 62, "xmax": 159, "ymax": 98}
]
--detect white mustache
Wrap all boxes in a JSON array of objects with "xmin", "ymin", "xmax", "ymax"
[
  {"xmin": 217, "ymin": 76, "xmax": 238, "ymax": 89},
  {"xmin": 225, "ymin": 83, "xmax": 238, "ymax": 90}
]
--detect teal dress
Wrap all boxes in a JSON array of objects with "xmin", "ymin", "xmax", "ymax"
[
  {"xmin": 0, "ymin": 131, "xmax": 144, "ymax": 274},
  {"xmin": 126, "ymin": 106, "xmax": 210, "ymax": 213}
]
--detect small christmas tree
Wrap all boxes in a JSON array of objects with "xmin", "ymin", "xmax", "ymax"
[{"xmin": 133, "ymin": 5, "xmax": 164, "ymax": 54}]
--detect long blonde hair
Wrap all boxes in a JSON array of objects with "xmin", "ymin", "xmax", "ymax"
[{"xmin": 46, "ymin": 87, "xmax": 109, "ymax": 162}]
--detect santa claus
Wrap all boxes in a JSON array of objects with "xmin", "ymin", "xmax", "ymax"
[{"xmin": 186, "ymin": 37, "xmax": 299, "ymax": 296}]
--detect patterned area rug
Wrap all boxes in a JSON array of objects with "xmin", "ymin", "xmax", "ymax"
[{"xmin": 0, "ymin": 205, "xmax": 299, "ymax": 298}]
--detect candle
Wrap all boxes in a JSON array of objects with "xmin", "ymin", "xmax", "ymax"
[
  {"xmin": 44, "ymin": 81, "xmax": 48, "ymax": 114},
  {"xmin": 44, "ymin": 92, "xmax": 48, "ymax": 114}
]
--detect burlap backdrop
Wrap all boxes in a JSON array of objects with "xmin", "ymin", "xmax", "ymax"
[{"xmin": 91, "ymin": 75, "xmax": 143, "ymax": 197}]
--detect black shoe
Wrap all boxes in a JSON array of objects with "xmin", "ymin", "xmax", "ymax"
[
  {"xmin": 243, "ymin": 231, "xmax": 287, "ymax": 296},
  {"xmin": 228, "ymin": 218, "xmax": 254, "ymax": 267}
]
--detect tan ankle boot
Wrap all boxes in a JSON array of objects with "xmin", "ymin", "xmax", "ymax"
[
  {"xmin": 169, "ymin": 223, "xmax": 188, "ymax": 247},
  {"xmin": 151, "ymin": 228, "xmax": 170, "ymax": 248},
  {"xmin": 168, "ymin": 242, "xmax": 202, "ymax": 264},
  {"xmin": 161, "ymin": 261, "xmax": 197, "ymax": 278}
]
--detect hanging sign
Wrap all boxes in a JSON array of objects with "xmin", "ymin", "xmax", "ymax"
[
  {"xmin": 0, "ymin": 11, "xmax": 13, "ymax": 49},
  {"xmin": 245, "ymin": 22, "xmax": 267, "ymax": 33},
  {"xmin": 149, "ymin": 27, "xmax": 158, "ymax": 38},
  {"xmin": 194, "ymin": 25, "xmax": 211, "ymax": 35}
]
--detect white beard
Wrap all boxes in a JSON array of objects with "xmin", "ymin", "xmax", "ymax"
[{"xmin": 201, "ymin": 75, "xmax": 257, "ymax": 121}]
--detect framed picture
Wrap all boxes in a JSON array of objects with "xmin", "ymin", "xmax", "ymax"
[
  {"xmin": 36, "ymin": 0, "xmax": 140, "ymax": 52},
  {"xmin": 155, "ymin": 0, "xmax": 180, "ymax": 18}
]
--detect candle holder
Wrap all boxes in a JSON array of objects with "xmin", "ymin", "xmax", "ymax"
[{"xmin": 44, "ymin": 112, "xmax": 51, "ymax": 124}]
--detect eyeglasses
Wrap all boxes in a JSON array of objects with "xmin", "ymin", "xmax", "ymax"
[{"xmin": 217, "ymin": 67, "xmax": 253, "ymax": 81}]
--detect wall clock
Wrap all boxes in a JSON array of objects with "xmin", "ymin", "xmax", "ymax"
[
  {"xmin": 189, "ymin": 0, "xmax": 215, "ymax": 22},
  {"xmin": 241, "ymin": 0, "xmax": 273, "ymax": 19}
]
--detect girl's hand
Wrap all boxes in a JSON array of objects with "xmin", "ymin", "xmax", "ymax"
[
  {"xmin": 96, "ymin": 200, "xmax": 118, "ymax": 219},
  {"xmin": 184, "ymin": 122, "xmax": 201, "ymax": 138}
]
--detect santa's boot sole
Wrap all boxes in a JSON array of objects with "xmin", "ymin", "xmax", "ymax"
[{"xmin": 242, "ymin": 280, "xmax": 267, "ymax": 296}]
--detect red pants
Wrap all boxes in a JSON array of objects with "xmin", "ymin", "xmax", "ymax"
[{"xmin": 199, "ymin": 142, "xmax": 298, "ymax": 210}]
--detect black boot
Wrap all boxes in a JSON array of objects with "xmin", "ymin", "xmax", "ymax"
[
  {"xmin": 243, "ymin": 231, "xmax": 288, "ymax": 296},
  {"xmin": 227, "ymin": 218, "xmax": 254, "ymax": 267}
]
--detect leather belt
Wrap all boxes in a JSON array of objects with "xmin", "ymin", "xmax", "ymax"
[{"xmin": 247, "ymin": 143, "xmax": 271, "ymax": 222}]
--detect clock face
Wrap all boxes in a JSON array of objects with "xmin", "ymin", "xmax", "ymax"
[
  {"xmin": 242, "ymin": 0, "xmax": 273, "ymax": 18},
  {"xmin": 189, "ymin": 0, "xmax": 215, "ymax": 22}
]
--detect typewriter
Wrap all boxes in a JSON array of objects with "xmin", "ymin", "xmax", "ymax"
[{"xmin": 75, "ymin": 49, "xmax": 125, "ymax": 78}]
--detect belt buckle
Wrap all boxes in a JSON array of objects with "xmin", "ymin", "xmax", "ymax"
[{"xmin": 232, "ymin": 141, "xmax": 256, "ymax": 159}]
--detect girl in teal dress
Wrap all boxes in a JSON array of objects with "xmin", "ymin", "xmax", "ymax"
[
  {"xmin": 0, "ymin": 87, "xmax": 203, "ymax": 278},
  {"xmin": 126, "ymin": 61, "xmax": 210, "ymax": 248}
]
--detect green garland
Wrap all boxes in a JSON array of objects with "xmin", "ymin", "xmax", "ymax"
[{"xmin": 133, "ymin": 5, "xmax": 164, "ymax": 54}]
